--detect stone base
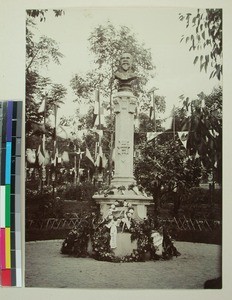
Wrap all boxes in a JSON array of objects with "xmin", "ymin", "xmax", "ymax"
[
  {"xmin": 87, "ymin": 233, "xmax": 137, "ymax": 257},
  {"xmin": 93, "ymin": 185, "xmax": 153, "ymax": 257},
  {"xmin": 93, "ymin": 194, "xmax": 153, "ymax": 221},
  {"xmin": 112, "ymin": 232, "xmax": 137, "ymax": 257},
  {"xmin": 111, "ymin": 177, "xmax": 135, "ymax": 187}
]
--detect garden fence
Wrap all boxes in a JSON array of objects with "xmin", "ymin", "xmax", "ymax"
[
  {"xmin": 26, "ymin": 216, "xmax": 221, "ymax": 231},
  {"xmin": 158, "ymin": 216, "xmax": 221, "ymax": 231}
]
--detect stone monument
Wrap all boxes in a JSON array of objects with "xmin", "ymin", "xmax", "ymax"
[{"xmin": 93, "ymin": 52, "xmax": 153, "ymax": 255}]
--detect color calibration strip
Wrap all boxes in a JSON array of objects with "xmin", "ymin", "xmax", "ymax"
[{"xmin": 0, "ymin": 101, "xmax": 22, "ymax": 287}]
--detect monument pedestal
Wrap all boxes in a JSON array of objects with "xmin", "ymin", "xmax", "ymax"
[{"xmin": 93, "ymin": 91, "xmax": 153, "ymax": 257}]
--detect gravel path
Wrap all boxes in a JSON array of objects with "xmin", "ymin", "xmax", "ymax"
[{"xmin": 25, "ymin": 240, "xmax": 221, "ymax": 289}]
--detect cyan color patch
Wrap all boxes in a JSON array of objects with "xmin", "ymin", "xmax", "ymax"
[{"xmin": 5, "ymin": 141, "xmax": 12, "ymax": 184}]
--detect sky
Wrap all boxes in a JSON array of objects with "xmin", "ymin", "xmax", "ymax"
[{"xmin": 30, "ymin": 7, "xmax": 220, "ymax": 123}]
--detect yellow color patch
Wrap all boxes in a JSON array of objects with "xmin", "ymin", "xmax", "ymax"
[{"xmin": 5, "ymin": 227, "xmax": 11, "ymax": 268}]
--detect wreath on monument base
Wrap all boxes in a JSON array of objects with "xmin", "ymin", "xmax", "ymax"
[{"xmin": 61, "ymin": 210, "xmax": 180, "ymax": 262}]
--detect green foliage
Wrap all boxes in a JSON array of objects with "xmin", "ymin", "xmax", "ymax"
[{"xmin": 179, "ymin": 9, "xmax": 222, "ymax": 80}]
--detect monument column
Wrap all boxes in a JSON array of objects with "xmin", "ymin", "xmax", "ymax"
[
  {"xmin": 111, "ymin": 91, "xmax": 137, "ymax": 187},
  {"xmin": 93, "ymin": 52, "xmax": 153, "ymax": 224}
]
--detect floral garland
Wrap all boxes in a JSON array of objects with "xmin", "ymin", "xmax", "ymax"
[
  {"xmin": 103, "ymin": 200, "xmax": 134, "ymax": 230},
  {"xmin": 100, "ymin": 184, "xmax": 149, "ymax": 197},
  {"xmin": 61, "ymin": 212, "xmax": 180, "ymax": 262}
]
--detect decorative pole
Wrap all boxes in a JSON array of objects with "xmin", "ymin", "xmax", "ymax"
[
  {"xmin": 73, "ymin": 144, "xmax": 77, "ymax": 185},
  {"xmin": 148, "ymin": 87, "xmax": 159, "ymax": 132},
  {"xmin": 173, "ymin": 105, "xmax": 176, "ymax": 141}
]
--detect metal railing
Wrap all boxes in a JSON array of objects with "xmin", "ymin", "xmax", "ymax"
[
  {"xmin": 26, "ymin": 216, "xmax": 221, "ymax": 231},
  {"xmin": 158, "ymin": 216, "xmax": 221, "ymax": 231}
]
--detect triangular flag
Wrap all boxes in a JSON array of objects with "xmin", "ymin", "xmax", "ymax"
[
  {"xmin": 58, "ymin": 155, "xmax": 62, "ymax": 164},
  {"xmin": 177, "ymin": 131, "xmax": 189, "ymax": 148},
  {"xmin": 93, "ymin": 89, "xmax": 106, "ymax": 128},
  {"xmin": 94, "ymin": 108, "xmax": 106, "ymax": 127},
  {"xmin": 102, "ymin": 153, "xmax": 108, "ymax": 168},
  {"xmin": 86, "ymin": 148, "xmax": 95, "ymax": 165},
  {"xmin": 95, "ymin": 145, "xmax": 103, "ymax": 168},
  {"xmin": 37, "ymin": 145, "xmax": 45, "ymax": 166},
  {"xmin": 79, "ymin": 168, "xmax": 84, "ymax": 176},
  {"xmin": 38, "ymin": 99, "xmax": 46, "ymax": 113},
  {"xmin": 62, "ymin": 151, "xmax": 69, "ymax": 163},
  {"xmin": 146, "ymin": 132, "xmax": 162, "ymax": 142},
  {"xmin": 44, "ymin": 150, "xmax": 50, "ymax": 166},
  {"xmin": 134, "ymin": 114, "xmax": 140, "ymax": 129},
  {"xmin": 195, "ymin": 151, "xmax": 200, "ymax": 159},
  {"xmin": 51, "ymin": 148, "xmax": 58, "ymax": 167}
]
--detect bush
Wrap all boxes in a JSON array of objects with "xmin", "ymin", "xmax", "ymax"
[
  {"xmin": 81, "ymin": 181, "xmax": 97, "ymax": 201},
  {"xmin": 59, "ymin": 182, "xmax": 96, "ymax": 201},
  {"xmin": 63, "ymin": 183, "xmax": 82, "ymax": 200}
]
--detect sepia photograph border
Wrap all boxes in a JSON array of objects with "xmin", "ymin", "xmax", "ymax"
[{"xmin": 0, "ymin": 0, "xmax": 232, "ymax": 299}]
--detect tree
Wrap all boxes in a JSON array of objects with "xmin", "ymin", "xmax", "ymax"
[
  {"xmin": 70, "ymin": 22, "xmax": 157, "ymax": 184},
  {"xmin": 70, "ymin": 22, "xmax": 155, "ymax": 107},
  {"xmin": 26, "ymin": 9, "xmax": 64, "ymax": 21},
  {"xmin": 179, "ymin": 86, "xmax": 222, "ymax": 184},
  {"xmin": 26, "ymin": 35, "xmax": 64, "ymax": 73},
  {"xmin": 179, "ymin": 9, "xmax": 222, "ymax": 80},
  {"xmin": 26, "ymin": 11, "xmax": 66, "ymax": 139},
  {"xmin": 134, "ymin": 137, "xmax": 202, "ymax": 214}
]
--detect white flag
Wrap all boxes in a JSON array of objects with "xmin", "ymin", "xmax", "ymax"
[
  {"xmin": 162, "ymin": 116, "xmax": 173, "ymax": 130},
  {"xmin": 146, "ymin": 132, "xmax": 162, "ymax": 142},
  {"xmin": 178, "ymin": 131, "xmax": 189, "ymax": 148},
  {"xmin": 38, "ymin": 99, "xmax": 46, "ymax": 113},
  {"xmin": 86, "ymin": 148, "xmax": 94, "ymax": 165}
]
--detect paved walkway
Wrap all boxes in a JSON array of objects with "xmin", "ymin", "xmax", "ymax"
[{"xmin": 25, "ymin": 240, "xmax": 221, "ymax": 289}]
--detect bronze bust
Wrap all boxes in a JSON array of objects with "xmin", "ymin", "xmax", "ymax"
[{"xmin": 114, "ymin": 52, "xmax": 138, "ymax": 92}]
